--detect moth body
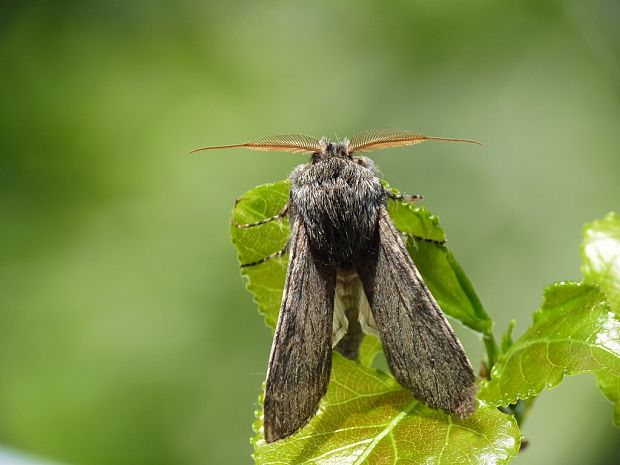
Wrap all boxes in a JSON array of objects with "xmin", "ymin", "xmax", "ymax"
[
  {"xmin": 290, "ymin": 140, "xmax": 384, "ymax": 353},
  {"xmin": 289, "ymin": 138, "xmax": 384, "ymax": 267}
]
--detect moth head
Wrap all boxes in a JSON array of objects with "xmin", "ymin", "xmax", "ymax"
[
  {"xmin": 190, "ymin": 130, "xmax": 480, "ymax": 158},
  {"xmin": 311, "ymin": 137, "xmax": 352, "ymax": 163}
]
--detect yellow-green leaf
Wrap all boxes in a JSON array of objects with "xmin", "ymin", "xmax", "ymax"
[
  {"xmin": 253, "ymin": 354, "xmax": 520, "ymax": 465},
  {"xmin": 230, "ymin": 181, "xmax": 289, "ymax": 329},
  {"xmin": 582, "ymin": 212, "xmax": 620, "ymax": 426},
  {"xmin": 479, "ymin": 282, "xmax": 620, "ymax": 406},
  {"xmin": 582, "ymin": 212, "xmax": 620, "ymax": 306}
]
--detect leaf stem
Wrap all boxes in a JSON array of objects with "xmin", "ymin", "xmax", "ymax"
[
  {"xmin": 499, "ymin": 398, "xmax": 536, "ymax": 427},
  {"xmin": 483, "ymin": 331, "xmax": 499, "ymax": 374}
]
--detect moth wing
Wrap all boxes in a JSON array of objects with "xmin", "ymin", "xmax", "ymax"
[
  {"xmin": 263, "ymin": 216, "xmax": 336, "ymax": 442},
  {"xmin": 357, "ymin": 206, "xmax": 476, "ymax": 417}
]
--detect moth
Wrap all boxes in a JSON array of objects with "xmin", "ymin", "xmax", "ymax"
[{"xmin": 193, "ymin": 129, "xmax": 480, "ymax": 442}]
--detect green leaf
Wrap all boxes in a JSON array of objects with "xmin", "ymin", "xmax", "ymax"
[
  {"xmin": 253, "ymin": 354, "xmax": 521, "ymax": 465},
  {"xmin": 358, "ymin": 335, "xmax": 383, "ymax": 368},
  {"xmin": 404, "ymin": 239, "xmax": 492, "ymax": 334},
  {"xmin": 501, "ymin": 320, "xmax": 516, "ymax": 354},
  {"xmin": 581, "ymin": 212, "xmax": 620, "ymax": 426},
  {"xmin": 230, "ymin": 181, "xmax": 290, "ymax": 329},
  {"xmin": 596, "ymin": 371, "xmax": 620, "ymax": 427},
  {"xmin": 479, "ymin": 282, "xmax": 620, "ymax": 406},
  {"xmin": 582, "ymin": 212, "xmax": 620, "ymax": 307},
  {"xmin": 386, "ymin": 199, "xmax": 446, "ymax": 243},
  {"xmin": 232, "ymin": 181, "xmax": 512, "ymax": 463},
  {"xmin": 385, "ymin": 185, "xmax": 493, "ymax": 335},
  {"xmin": 231, "ymin": 180, "xmax": 493, "ymax": 336}
]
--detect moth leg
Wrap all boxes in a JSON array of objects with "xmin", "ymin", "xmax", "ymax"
[
  {"xmin": 240, "ymin": 244, "xmax": 288, "ymax": 268},
  {"xmin": 232, "ymin": 203, "xmax": 289, "ymax": 229},
  {"xmin": 333, "ymin": 306, "xmax": 363, "ymax": 360},
  {"xmin": 401, "ymin": 231, "xmax": 446, "ymax": 247},
  {"xmin": 358, "ymin": 286, "xmax": 380, "ymax": 338},
  {"xmin": 332, "ymin": 270, "xmax": 380, "ymax": 360},
  {"xmin": 385, "ymin": 189, "xmax": 424, "ymax": 203}
]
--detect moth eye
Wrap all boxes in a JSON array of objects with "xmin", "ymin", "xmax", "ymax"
[{"xmin": 355, "ymin": 157, "xmax": 371, "ymax": 169}]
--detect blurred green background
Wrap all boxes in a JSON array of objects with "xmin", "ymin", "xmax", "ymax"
[{"xmin": 1, "ymin": 0, "xmax": 619, "ymax": 464}]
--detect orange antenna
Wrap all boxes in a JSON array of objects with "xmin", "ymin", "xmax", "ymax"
[
  {"xmin": 348, "ymin": 129, "xmax": 481, "ymax": 154},
  {"xmin": 190, "ymin": 134, "xmax": 322, "ymax": 155}
]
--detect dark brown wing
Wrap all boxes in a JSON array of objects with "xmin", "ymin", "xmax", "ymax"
[
  {"xmin": 190, "ymin": 134, "xmax": 322, "ymax": 154},
  {"xmin": 356, "ymin": 206, "xmax": 476, "ymax": 417},
  {"xmin": 263, "ymin": 216, "xmax": 336, "ymax": 442},
  {"xmin": 348, "ymin": 129, "xmax": 481, "ymax": 154}
]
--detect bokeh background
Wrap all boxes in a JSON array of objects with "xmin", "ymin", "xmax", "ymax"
[{"xmin": 1, "ymin": 1, "xmax": 619, "ymax": 464}]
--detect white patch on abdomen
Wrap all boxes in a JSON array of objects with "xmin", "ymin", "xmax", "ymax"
[{"xmin": 332, "ymin": 269, "xmax": 380, "ymax": 347}]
